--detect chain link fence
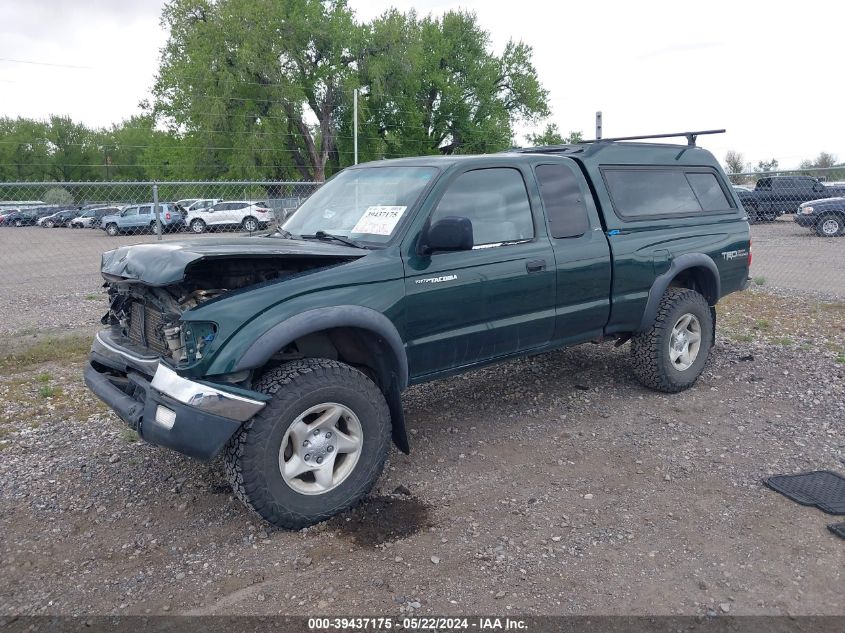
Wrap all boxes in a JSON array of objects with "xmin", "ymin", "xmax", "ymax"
[{"xmin": 0, "ymin": 172, "xmax": 843, "ymax": 339}]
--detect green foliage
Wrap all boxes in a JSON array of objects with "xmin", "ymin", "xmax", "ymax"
[
  {"xmin": 2, "ymin": 3, "xmax": 550, "ymax": 182},
  {"xmin": 525, "ymin": 123, "xmax": 582, "ymax": 147},
  {"xmin": 43, "ymin": 187, "xmax": 74, "ymax": 205}
]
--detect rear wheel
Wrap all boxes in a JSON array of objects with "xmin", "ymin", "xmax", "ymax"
[
  {"xmin": 13, "ymin": 219, "xmax": 22, "ymax": 227},
  {"xmin": 190, "ymin": 219, "xmax": 206, "ymax": 234},
  {"xmin": 630, "ymin": 287, "xmax": 714, "ymax": 393},
  {"xmin": 242, "ymin": 216, "xmax": 259, "ymax": 232},
  {"xmin": 105, "ymin": 223, "xmax": 119, "ymax": 236},
  {"xmin": 816, "ymin": 214, "xmax": 843, "ymax": 237},
  {"xmin": 44, "ymin": 220, "xmax": 55, "ymax": 228},
  {"xmin": 224, "ymin": 358, "xmax": 391, "ymax": 529}
]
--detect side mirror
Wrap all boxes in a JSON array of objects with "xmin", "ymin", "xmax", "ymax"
[{"xmin": 419, "ymin": 216, "xmax": 473, "ymax": 255}]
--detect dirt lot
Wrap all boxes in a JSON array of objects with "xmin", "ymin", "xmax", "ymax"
[
  {"xmin": 1, "ymin": 289, "xmax": 843, "ymax": 617},
  {"xmin": 0, "ymin": 215, "xmax": 842, "ymax": 340}
]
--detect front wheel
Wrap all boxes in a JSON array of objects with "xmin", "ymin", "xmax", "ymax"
[
  {"xmin": 105, "ymin": 223, "xmax": 119, "ymax": 236},
  {"xmin": 190, "ymin": 219, "xmax": 206, "ymax": 234},
  {"xmin": 630, "ymin": 287, "xmax": 714, "ymax": 393},
  {"xmin": 224, "ymin": 358, "xmax": 391, "ymax": 529},
  {"xmin": 816, "ymin": 215, "xmax": 843, "ymax": 237}
]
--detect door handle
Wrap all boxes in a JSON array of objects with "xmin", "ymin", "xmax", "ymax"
[{"xmin": 526, "ymin": 259, "xmax": 546, "ymax": 273}]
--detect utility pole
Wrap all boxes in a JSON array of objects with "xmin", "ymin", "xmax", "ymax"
[
  {"xmin": 595, "ymin": 111, "xmax": 603, "ymax": 140},
  {"xmin": 353, "ymin": 88, "xmax": 359, "ymax": 165},
  {"xmin": 153, "ymin": 183, "xmax": 162, "ymax": 240}
]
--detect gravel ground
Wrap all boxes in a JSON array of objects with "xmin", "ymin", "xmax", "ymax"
[
  {"xmin": 1, "ymin": 289, "xmax": 843, "ymax": 617},
  {"xmin": 0, "ymin": 216, "xmax": 842, "ymax": 337}
]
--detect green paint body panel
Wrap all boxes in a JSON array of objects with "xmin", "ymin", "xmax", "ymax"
[{"xmin": 101, "ymin": 143, "xmax": 751, "ymax": 389}]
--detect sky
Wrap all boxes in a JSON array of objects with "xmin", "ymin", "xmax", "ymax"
[{"xmin": 1, "ymin": 0, "xmax": 843, "ymax": 170}]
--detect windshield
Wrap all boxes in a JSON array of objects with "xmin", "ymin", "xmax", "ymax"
[{"xmin": 283, "ymin": 166, "xmax": 437, "ymax": 244}]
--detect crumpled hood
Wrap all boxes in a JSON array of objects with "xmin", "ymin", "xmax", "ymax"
[{"xmin": 100, "ymin": 236, "xmax": 366, "ymax": 286}]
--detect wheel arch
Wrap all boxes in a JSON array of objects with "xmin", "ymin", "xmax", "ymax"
[
  {"xmin": 638, "ymin": 253, "xmax": 720, "ymax": 332},
  {"xmin": 234, "ymin": 306, "xmax": 410, "ymax": 453}
]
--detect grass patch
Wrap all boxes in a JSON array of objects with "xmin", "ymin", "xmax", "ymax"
[
  {"xmin": 773, "ymin": 336, "xmax": 793, "ymax": 346},
  {"xmin": 38, "ymin": 384, "xmax": 59, "ymax": 398},
  {"xmin": 755, "ymin": 319, "xmax": 771, "ymax": 330},
  {"xmin": 0, "ymin": 334, "xmax": 90, "ymax": 373},
  {"xmin": 35, "ymin": 372, "xmax": 51, "ymax": 383},
  {"xmin": 753, "ymin": 276, "xmax": 767, "ymax": 286},
  {"xmin": 119, "ymin": 427, "xmax": 139, "ymax": 443},
  {"xmin": 733, "ymin": 333, "xmax": 755, "ymax": 342},
  {"xmin": 836, "ymin": 353, "xmax": 845, "ymax": 364},
  {"xmin": 84, "ymin": 294, "xmax": 100, "ymax": 301}
]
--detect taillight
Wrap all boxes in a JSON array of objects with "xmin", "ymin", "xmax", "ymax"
[{"xmin": 165, "ymin": 212, "xmax": 171, "ymax": 220}]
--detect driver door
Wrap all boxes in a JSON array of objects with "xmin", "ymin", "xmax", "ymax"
[{"xmin": 402, "ymin": 166, "xmax": 555, "ymax": 379}]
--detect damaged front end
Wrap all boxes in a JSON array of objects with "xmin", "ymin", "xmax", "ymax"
[{"xmin": 85, "ymin": 238, "xmax": 365, "ymax": 460}]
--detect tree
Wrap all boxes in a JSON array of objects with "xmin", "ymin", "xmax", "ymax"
[
  {"xmin": 723, "ymin": 150, "xmax": 748, "ymax": 183},
  {"xmin": 754, "ymin": 158, "xmax": 779, "ymax": 174},
  {"xmin": 152, "ymin": 2, "xmax": 550, "ymax": 179},
  {"xmin": 525, "ymin": 123, "xmax": 582, "ymax": 147},
  {"xmin": 154, "ymin": 0, "xmax": 360, "ymax": 181},
  {"xmin": 352, "ymin": 9, "xmax": 548, "ymax": 162}
]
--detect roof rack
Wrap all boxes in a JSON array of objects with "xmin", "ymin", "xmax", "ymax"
[{"xmin": 518, "ymin": 129, "xmax": 726, "ymax": 153}]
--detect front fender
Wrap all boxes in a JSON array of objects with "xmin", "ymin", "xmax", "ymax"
[{"xmin": 230, "ymin": 304, "xmax": 409, "ymax": 389}]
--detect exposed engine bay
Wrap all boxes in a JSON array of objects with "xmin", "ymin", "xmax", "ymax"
[{"xmin": 102, "ymin": 256, "xmax": 347, "ymax": 363}]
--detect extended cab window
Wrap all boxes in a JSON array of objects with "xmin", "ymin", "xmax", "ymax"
[
  {"xmin": 431, "ymin": 168, "xmax": 533, "ymax": 246},
  {"xmin": 604, "ymin": 168, "xmax": 733, "ymax": 217},
  {"xmin": 535, "ymin": 164, "xmax": 590, "ymax": 238}
]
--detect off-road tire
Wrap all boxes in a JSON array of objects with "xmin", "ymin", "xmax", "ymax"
[
  {"xmin": 815, "ymin": 214, "xmax": 843, "ymax": 237},
  {"xmin": 630, "ymin": 287, "xmax": 714, "ymax": 393},
  {"xmin": 224, "ymin": 358, "xmax": 391, "ymax": 529}
]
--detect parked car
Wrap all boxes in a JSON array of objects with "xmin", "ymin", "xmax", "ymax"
[
  {"xmin": 185, "ymin": 200, "xmax": 273, "ymax": 233},
  {"xmin": 4, "ymin": 207, "xmax": 58, "ymax": 227},
  {"xmin": 71, "ymin": 206, "xmax": 121, "ymax": 229},
  {"xmin": 100, "ymin": 203, "xmax": 184, "ymax": 236},
  {"xmin": 85, "ymin": 132, "xmax": 751, "ymax": 529},
  {"xmin": 39, "ymin": 209, "xmax": 82, "ymax": 228},
  {"xmin": 795, "ymin": 197, "xmax": 845, "ymax": 237},
  {"xmin": 175, "ymin": 198, "xmax": 202, "ymax": 211},
  {"xmin": 0, "ymin": 209, "xmax": 19, "ymax": 226},
  {"xmin": 735, "ymin": 176, "xmax": 845, "ymax": 222}
]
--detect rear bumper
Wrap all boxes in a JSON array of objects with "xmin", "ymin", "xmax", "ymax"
[{"xmin": 85, "ymin": 329, "xmax": 266, "ymax": 460}]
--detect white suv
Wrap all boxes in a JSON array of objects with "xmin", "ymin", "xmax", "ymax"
[{"xmin": 186, "ymin": 201, "xmax": 274, "ymax": 233}]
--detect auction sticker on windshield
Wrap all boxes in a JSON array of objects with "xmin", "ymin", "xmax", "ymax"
[{"xmin": 352, "ymin": 206, "xmax": 407, "ymax": 235}]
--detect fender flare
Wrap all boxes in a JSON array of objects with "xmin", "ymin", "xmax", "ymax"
[
  {"xmin": 638, "ymin": 253, "xmax": 720, "ymax": 332},
  {"xmin": 234, "ymin": 305, "xmax": 410, "ymax": 453},
  {"xmin": 234, "ymin": 305, "xmax": 409, "ymax": 388}
]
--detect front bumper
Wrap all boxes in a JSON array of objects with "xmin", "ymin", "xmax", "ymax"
[
  {"xmin": 85, "ymin": 329, "xmax": 267, "ymax": 460},
  {"xmin": 794, "ymin": 214, "xmax": 817, "ymax": 227}
]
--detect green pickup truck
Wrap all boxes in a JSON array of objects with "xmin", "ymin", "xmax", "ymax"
[{"xmin": 84, "ymin": 132, "xmax": 751, "ymax": 528}]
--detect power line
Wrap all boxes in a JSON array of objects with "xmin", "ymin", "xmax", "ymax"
[{"xmin": 0, "ymin": 57, "xmax": 94, "ymax": 70}]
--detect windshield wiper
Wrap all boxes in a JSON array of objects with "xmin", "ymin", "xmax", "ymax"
[{"xmin": 299, "ymin": 230, "xmax": 368, "ymax": 249}]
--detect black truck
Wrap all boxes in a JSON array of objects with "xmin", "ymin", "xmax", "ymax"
[{"xmin": 736, "ymin": 176, "xmax": 845, "ymax": 222}]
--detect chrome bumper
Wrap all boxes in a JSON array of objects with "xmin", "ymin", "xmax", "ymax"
[
  {"xmin": 150, "ymin": 363, "xmax": 265, "ymax": 422},
  {"xmin": 90, "ymin": 328, "xmax": 265, "ymax": 423}
]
